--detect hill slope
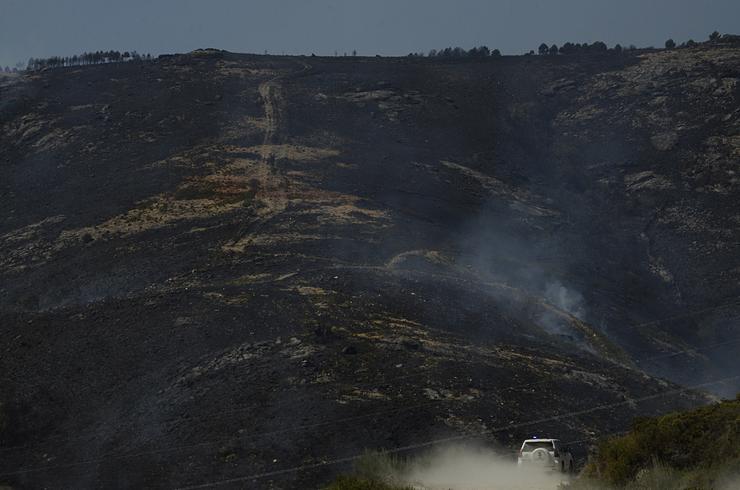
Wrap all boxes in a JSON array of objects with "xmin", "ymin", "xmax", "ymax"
[{"xmin": 1, "ymin": 43, "xmax": 739, "ymax": 488}]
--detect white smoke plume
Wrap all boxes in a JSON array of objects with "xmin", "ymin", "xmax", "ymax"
[{"xmin": 544, "ymin": 281, "xmax": 585, "ymax": 320}]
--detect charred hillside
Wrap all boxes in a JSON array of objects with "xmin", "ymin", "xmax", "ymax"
[{"xmin": 1, "ymin": 41, "xmax": 739, "ymax": 488}]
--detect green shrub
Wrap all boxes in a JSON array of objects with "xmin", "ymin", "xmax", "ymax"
[
  {"xmin": 581, "ymin": 397, "xmax": 740, "ymax": 487},
  {"xmin": 353, "ymin": 451, "xmax": 407, "ymax": 482},
  {"xmin": 324, "ymin": 451, "xmax": 413, "ymax": 490},
  {"xmin": 324, "ymin": 476, "xmax": 412, "ymax": 490}
]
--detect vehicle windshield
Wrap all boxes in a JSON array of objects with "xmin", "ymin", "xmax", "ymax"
[{"xmin": 522, "ymin": 441, "xmax": 554, "ymax": 452}]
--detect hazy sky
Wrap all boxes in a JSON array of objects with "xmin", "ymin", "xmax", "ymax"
[{"xmin": 1, "ymin": 0, "xmax": 738, "ymax": 67}]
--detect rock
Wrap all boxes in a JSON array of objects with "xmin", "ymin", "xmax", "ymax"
[
  {"xmin": 423, "ymin": 388, "xmax": 442, "ymax": 400},
  {"xmin": 625, "ymin": 171, "xmax": 675, "ymax": 191},
  {"xmin": 650, "ymin": 131, "xmax": 678, "ymax": 151},
  {"xmin": 401, "ymin": 339, "xmax": 421, "ymax": 351}
]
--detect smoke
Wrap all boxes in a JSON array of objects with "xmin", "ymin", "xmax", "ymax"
[
  {"xmin": 359, "ymin": 444, "xmax": 740, "ymax": 490},
  {"xmin": 718, "ymin": 475, "xmax": 740, "ymax": 490},
  {"xmin": 538, "ymin": 280, "xmax": 589, "ymax": 339},
  {"xmin": 543, "ymin": 281, "xmax": 585, "ymax": 320},
  {"xmin": 390, "ymin": 444, "xmax": 569, "ymax": 490},
  {"xmin": 459, "ymin": 220, "xmax": 591, "ymax": 343}
]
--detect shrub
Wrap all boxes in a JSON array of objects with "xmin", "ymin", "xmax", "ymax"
[
  {"xmin": 580, "ymin": 397, "xmax": 740, "ymax": 487},
  {"xmin": 353, "ymin": 451, "xmax": 407, "ymax": 483},
  {"xmin": 324, "ymin": 476, "xmax": 412, "ymax": 490},
  {"xmin": 324, "ymin": 451, "xmax": 416, "ymax": 489},
  {"xmin": 665, "ymin": 39, "xmax": 676, "ymax": 49}
]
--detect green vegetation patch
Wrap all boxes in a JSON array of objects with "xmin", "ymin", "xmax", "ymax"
[
  {"xmin": 578, "ymin": 396, "xmax": 740, "ymax": 488},
  {"xmin": 324, "ymin": 476, "xmax": 413, "ymax": 490},
  {"xmin": 324, "ymin": 451, "xmax": 413, "ymax": 490}
]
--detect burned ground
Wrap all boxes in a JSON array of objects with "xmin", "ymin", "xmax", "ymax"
[{"xmin": 1, "ymin": 44, "xmax": 739, "ymax": 488}]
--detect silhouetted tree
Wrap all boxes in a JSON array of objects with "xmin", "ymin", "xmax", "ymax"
[
  {"xmin": 591, "ymin": 41, "xmax": 608, "ymax": 52},
  {"xmin": 559, "ymin": 42, "xmax": 575, "ymax": 54},
  {"xmin": 685, "ymin": 39, "xmax": 697, "ymax": 47},
  {"xmin": 613, "ymin": 44, "xmax": 623, "ymax": 53},
  {"xmin": 549, "ymin": 44, "xmax": 559, "ymax": 55},
  {"xmin": 470, "ymin": 45, "xmax": 490, "ymax": 57},
  {"xmin": 538, "ymin": 43, "xmax": 549, "ymax": 55},
  {"xmin": 24, "ymin": 48, "xmax": 153, "ymax": 71},
  {"xmin": 709, "ymin": 31, "xmax": 721, "ymax": 41},
  {"xmin": 665, "ymin": 38, "xmax": 676, "ymax": 49},
  {"xmin": 491, "ymin": 48, "xmax": 501, "ymax": 57}
]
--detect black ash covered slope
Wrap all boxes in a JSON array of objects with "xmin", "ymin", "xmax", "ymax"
[{"xmin": 1, "ymin": 43, "xmax": 739, "ymax": 488}]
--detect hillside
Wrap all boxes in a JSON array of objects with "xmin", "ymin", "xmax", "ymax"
[{"xmin": 1, "ymin": 41, "xmax": 739, "ymax": 488}]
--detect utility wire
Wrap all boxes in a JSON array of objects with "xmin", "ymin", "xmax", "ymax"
[
  {"xmin": 174, "ymin": 375, "xmax": 739, "ymax": 489},
  {"xmin": 2, "ymin": 373, "xmax": 735, "ymax": 481},
  {"xmin": 0, "ymin": 314, "xmax": 740, "ymax": 460},
  {"xmin": 0, "ymin": 375, "xmax": 558, "ymax": 476}
]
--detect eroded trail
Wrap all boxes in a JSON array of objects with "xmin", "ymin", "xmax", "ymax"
[
  {"xmin": 253, "ymin": 75, "xmax": 289, "ymax": 215},
  {"xmin": 226, "ymin": 62, "xmax": 311, "ymax": 251},
  {"xmin": 258, "ymin": 79, "xmax": 279, "ymax": 143}
]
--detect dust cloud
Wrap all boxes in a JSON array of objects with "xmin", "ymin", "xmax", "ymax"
[
  {"xmin": 398, "ymin": 444, "xmax": 570, "ymax": 490},
  {"xmin": 717, "ymin": 475, "xmax": 740, "ymax": 490}
]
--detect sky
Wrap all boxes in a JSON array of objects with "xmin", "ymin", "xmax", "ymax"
[{"xmin": 1, "ymin": 0, "xmax": 739, "ymax": 67}]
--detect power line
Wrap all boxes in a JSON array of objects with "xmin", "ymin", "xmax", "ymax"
[
  {"xmin": 0, "ymin": 369, "xmax": 435, "ymax": 455},
  {"xmin": 2, "ymin": 371, "xmax": 735, "ymax": 482},
  {"xmin": 2, "ymin": 322, "xmax": 738, "ymax": 462},
  {"xmin": 1, "ymin": 291, "xmax": 737, "ymax": 481},
  {"xmin": 634, "ymin": 333, "xmax": 740, "ymax": 364},
  {"xmin": 0, "ymin": 373, "xmax": 567, "ymax": 477},
  {"xmin": 174, "ymin": 375, "xmax": 739, "ymax": 489},
  {"xmin": 0, "ymin": 401, "xmax": 439, "ymax": 478}
]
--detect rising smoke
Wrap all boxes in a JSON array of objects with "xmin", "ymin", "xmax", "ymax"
[{"xmin": 458, "ymin": 217, "xmax": 591, "ymax": 343}]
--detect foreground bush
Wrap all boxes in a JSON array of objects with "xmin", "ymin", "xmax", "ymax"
[
  {"xmin": 324, "ymin": 452, "xmax": 413, "ymax": 490},
  {"xmin": 574, "ymin": 396, "xmax": 740, "ymax": 489},
  {"xmin": 324, "ymin": 475, "xmax": 412, "ymax": 490}
]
